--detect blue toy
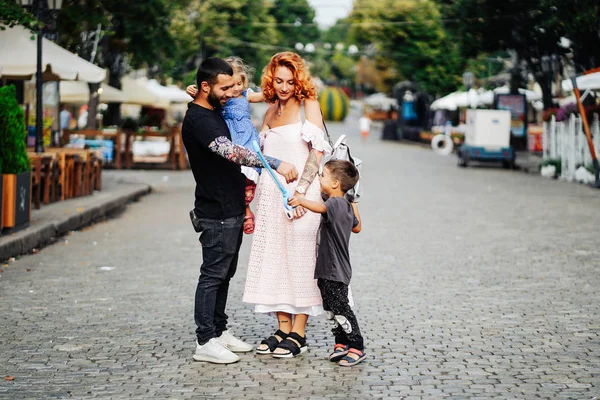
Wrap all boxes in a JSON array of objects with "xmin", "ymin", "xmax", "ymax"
[{"xmin": 251, "ymin": 141, "xmax": 295, "ymax": 219}]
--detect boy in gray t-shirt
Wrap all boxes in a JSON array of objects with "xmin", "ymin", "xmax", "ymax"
[{"xmin": 289, "ymin": 159, "xmax": 365, "ymax": 366}]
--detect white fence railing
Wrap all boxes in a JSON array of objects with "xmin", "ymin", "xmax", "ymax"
[{"xmin": 543, "ymin": 114, "xmax": 600, "ymax": 181}]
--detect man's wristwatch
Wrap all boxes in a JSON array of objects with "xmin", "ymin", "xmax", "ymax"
[{"xmin": 295, "ymin": 185, "xmax": 307, "ymax": 194}]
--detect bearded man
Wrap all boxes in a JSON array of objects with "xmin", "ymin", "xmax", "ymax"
[{"xmin": 181, "ymin": 57, "xmax": 297, "ymax": 364}]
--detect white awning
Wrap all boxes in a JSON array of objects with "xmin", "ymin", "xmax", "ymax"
[
  {"xmin": 562, "ymin": 72, "xmax": 600, "ymax": 92},
  {"xmin": 121, "ymin": 77, "xmax": 162, "ymax": 107},
  {"xmin": 147, "ymin": 79, "xmax": 191, "ymax": 103},
  {"xmin": 121, "ymin": 77, "xmax": 169, "ymax": 108},
  {"xmin": 120, "ymin": 76, "xmax": 190, "ymax": 107},
  {"xmin": 478, "ymin": 86, "xmax": 541, "ymax": 105},
  {"xmin": 431, "ymin": 89, "xmax": 479, "ymax": 110},
  {"xmin": 0, "ymin": 25, "xmax": 106, "ymax": 83},
  {"xmin": 61, "ymin": 77, "xmax": 190, "ymax": 107},
  {"xmin": 60, "ymin": 81, "xmax": 126, "ymax": 104},
  {"xmin": 431, "ymin": 91, "xmax": 462, "ymax": 111},
  {"xmin": 364, "ymin": 93, "xmax": 397, "ymax": 109},
  {"xmin": 432, "ymin": 86, "xmax": 540, "ymax": 110},
  {"xmin": 454, "ymin": 89, "xmax": 480, "ymax": 108}
]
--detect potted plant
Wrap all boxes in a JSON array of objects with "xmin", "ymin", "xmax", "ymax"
[{"xmin": 0, "ymin": 85, "xmax": 31, "ymax": 232}]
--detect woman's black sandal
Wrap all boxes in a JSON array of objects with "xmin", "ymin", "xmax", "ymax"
[
  {"xmin": 256, "ymin": 330, "xmax": 288, "ymax": 355},
  {"xmin": 272, "ymin": 332, "xmax": 307, "ymax": 358}
]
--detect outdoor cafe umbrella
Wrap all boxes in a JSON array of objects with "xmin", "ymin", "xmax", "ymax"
[
  {"xmin": 561, "ymin": 71, "xmax": 600, "ymax": 92},
  {"xmin": 430, "ymin": 89, "xmax": 479, "ymax": 110},
  {"xmin": 147, "ymin": 79, "xmax": 191, "ymax": 103},
  {"xmin": 60, "ymin": 81, "xmax": 126, "ymax": 104},
  {"xmin": 454, "ymin": 88, "xmax": 480, "ymax": 108},
  {"xmin": 430, "ymin": 91, "xmax": 461, "ymax": 111},
  {"xmin": 0, "ymin": 25, "xmax": 105, "ymax": 83},
  {"xmin": 121, "ymin": 77, "xmax": 169, "ymax": 108}
]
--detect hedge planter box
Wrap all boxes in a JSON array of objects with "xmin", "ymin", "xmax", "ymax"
[{"xmin": 2, "ymin": 171, "xmax": 31, "ymax": 232}]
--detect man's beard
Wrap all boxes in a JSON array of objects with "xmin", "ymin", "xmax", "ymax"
[{"xmin": 208, "ymin": 89, "xmax": 221, "ymax": 109}]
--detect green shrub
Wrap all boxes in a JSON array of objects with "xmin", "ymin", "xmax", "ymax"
[
  {"xmin": 0, "ymin": 85, "xmax": 30, "ymax": 174},
  {"xmin": 584, "ymin": 163, "xmax": 597, "ymax": 174},
  {"xmin": 540, "ymin": 158, "xmax": 561, "ymax": 175}
]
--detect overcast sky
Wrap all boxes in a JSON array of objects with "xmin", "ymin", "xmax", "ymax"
[{"xmin": 307, "ymin": 0, "xmax": 353, "ymax": 28}]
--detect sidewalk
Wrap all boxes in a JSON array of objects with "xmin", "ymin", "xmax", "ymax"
[{"xmin": 0, "ymin": 172, "xmax": 152, "ymax": 262}]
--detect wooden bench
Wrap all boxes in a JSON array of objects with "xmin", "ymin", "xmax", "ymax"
[
  {"xmin": 46, "ymin": 148, "xmax": 102, "ymax": 198},
  {"xmin": 28, "ymin": 152, "xmax": 57, "ymax": 209}
]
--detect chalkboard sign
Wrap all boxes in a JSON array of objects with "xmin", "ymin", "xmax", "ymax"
[{"xmin": 14, "ymin": 171, "xmax": 31, "ymax": 228}]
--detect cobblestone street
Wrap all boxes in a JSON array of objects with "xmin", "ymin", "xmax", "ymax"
[{"xmin": 1, "ymin": 110, "xmax": 599, "ymax": 399}]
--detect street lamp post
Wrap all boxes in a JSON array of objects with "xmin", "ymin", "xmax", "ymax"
[
  {"xmin": 34, "ymin": 1, "xmax": 44, "ymax": 153},
  {"xmin": 16, "ymin": 0, "xmax": 63, "ymax": 153}
]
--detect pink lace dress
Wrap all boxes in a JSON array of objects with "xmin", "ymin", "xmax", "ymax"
[{"xmin": 242, "ymin": 120, "xmax": 332, "ymax": 316}]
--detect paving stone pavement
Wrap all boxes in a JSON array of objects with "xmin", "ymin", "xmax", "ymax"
[{"xmin": 1, "ymin": 110, "xmax": 599, "ymax": 399}]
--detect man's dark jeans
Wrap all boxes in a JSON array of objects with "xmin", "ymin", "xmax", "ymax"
[{"xmin": 194, "ymin": 214, "xmax": 244, "ymax": 345}]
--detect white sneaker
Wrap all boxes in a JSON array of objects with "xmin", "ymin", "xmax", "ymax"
[
  {"xmin": 216, "ymin": 330, "xmax": 254, "ymax": 353},
  {"xmin": 193, "ymin": 338, "xmax": 240, "ymax": 364}
]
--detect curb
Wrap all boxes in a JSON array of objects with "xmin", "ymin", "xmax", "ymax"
[{"xmin": 0, "ymin": 185, "xmax": 152, "ymax": 262}]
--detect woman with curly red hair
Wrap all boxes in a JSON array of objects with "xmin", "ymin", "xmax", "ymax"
[{"xmin": 242, "ymin": 52, "xmax": 332, "ymax": 358}]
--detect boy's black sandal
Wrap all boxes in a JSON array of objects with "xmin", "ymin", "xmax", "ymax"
[
  {"xmin": 272, "ymin": 332, "xmax": 307, "ymax": 358},
  {"xmin": 256, "ymin": 330, "xmax": 288, "ymax": 355},
  {"xmin": 339, "ymin": 348, "xmax": 367, "ymax": 366}
]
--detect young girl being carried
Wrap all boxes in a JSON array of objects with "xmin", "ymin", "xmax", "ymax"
[{"xmin": 186, "ymin": 57, "xmax": 264, "ymax": 234}]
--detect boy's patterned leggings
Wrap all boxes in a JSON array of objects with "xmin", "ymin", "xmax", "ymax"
[{"xmin": 317, "ymin": 278, "xmax": 364, "ymax": 351}]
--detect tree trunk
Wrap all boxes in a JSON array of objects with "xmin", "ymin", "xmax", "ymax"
[
  {"xmin": 509, "ymin": 54, "xmax": 528, "ymax": 95},
  {"xmin": 103, "ymin": 51, "xmax": 124, "ymax": 127},
  {"xmin": 509, "ymin": 67, "xmax": 522, "ymax": 95},
  {"xmin": 87, "ymin": 82, "xmax": 99, "ymax": 129},
  {"xmin": 100, "ymin": 16, "xmax": 126, "ymax": 128}
]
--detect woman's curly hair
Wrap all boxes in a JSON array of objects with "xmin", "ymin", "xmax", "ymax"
[{"xmin": 261, "ymin": 52, "xmax": 317, "ymax": 103}]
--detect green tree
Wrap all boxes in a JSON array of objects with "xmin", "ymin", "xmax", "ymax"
[
  {"xmin": 316, "ymin": 19, "xmax": 355, "ymax": 84},
  {"xmin": 349, "ymin": 0, "xmax": 463, "ymax": 95},
  {"xmin": 0, "ymin": 0, "xmax": 39, "ymax": 30},
  {"xmin": 321, "ymin": 18, "xmax": 350, "ymax": 48},
  {"xmin": 269, "ymin": 0, "xmax": 320, "ymax": 50},
  {"xmin": 170, "ymin": 0, "xmax": 282, "ymax": 85},
  {"xmin": 551, "ymin": 0, "xmax": 600, "ymax": 72},
  {"xmin": 57, "ymin": 0, "xmax": 178, "ymax": 71},
  {"xmin": 435, "ymin": 0, "xmax": 600, "ymax": 108},
  {"xmin": 329, "ymin": 51, "xmax": 356, "ymax": 82},
  {"xmin": 55, "ymin": 0, "xmax": 184, "ymax": 125}
]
